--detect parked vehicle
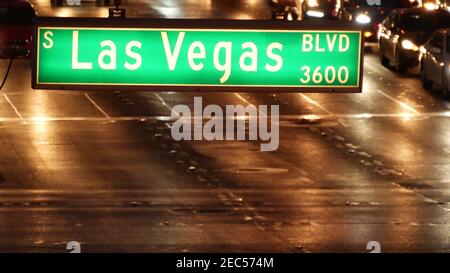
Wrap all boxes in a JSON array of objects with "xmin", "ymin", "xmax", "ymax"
[
  {"xmin": 420, "ymin": 28, "xmax": 450, "ymax": 96},
  {"xmin": 378, "ymin": 8, "xmax": 450, "ymax": 73},
  {"xmin": 0, "ymin": 0, "xmax": 36, "ymax": 58},
  {"xmin": 338, "ymin": 0, "xmax": 419, "ymax": 42},
  {"xmin": 302, "ymin": 0, "xmax": 339, "ymax": 20},
  {"xmin": 270, "ymin": 0, "xmax": 301, "ymax": 20}
]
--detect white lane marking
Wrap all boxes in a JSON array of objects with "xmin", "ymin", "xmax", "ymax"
[
  {"xmin": 3, "ymin": 94, "xmax": 27, "ymax": 124},
  {"xmin": 298, "ymin": 94, "xmax": 349, "ymax": 127},
  {"xmin": 377, "ymin": 90, "xmax": 421, "ymax": 115},
  {"xmin": 84, "ymin": 93, "xmax": 111, "ymax": 119},
  {"xmin": 234, "ymin": 93, "xmax": 269, "ymax": 118},
  {"xmin": 0, "ymin": 111, "xmax": 448, "ymax": 123},
  {"xmin": 0, "ymin": 117, "xmax": 160, "ymax": 122},
  {"xmin": 153, "ymin": 93, "xmax": 291, "ymax": 247},
  {"xmin": 234, "ymin": 93, "xmax": 252, "ymax": 106},
  {"xmin": 154, "ymin": 93, "xmax": 180, "ymax": 129},
  {"xmin": 154, "ymin": 93, "xmax": 180, "ymax": 119},
  {"xmin": 299, "ymin": 94, "xmax": 333, "ymax": 114},
  {"xmin": 337, "ymin": 119, "xmax": 349, "ymax": 127},
  {"xmin": 235, "ymin": 93, "xmax": 346, "ymax": 128}
]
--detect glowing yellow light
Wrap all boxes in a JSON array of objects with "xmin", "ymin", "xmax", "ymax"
[
  {"xmin": 399, "ymin": 112, "xmax": 416, "ymax": 121},
  {"xmin": 401, "ymin": 39, "xmax": 419, "ymax": 51},
  {"xmin": 355, "ymin": 113, "xmax": 374, "ymax": 119},
  {"xmin": 364, "ymin": 31, "xmax": 373, "ymax": 38},
  {"xmin": 307, "ymin": 0, "xmax": 319, "ymax": 7},
  {"xmin": 303, "ymin": 114, "xmax": 321, "ymax": 121}
]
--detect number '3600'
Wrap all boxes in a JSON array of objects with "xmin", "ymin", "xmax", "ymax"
[{"xmin": 300, "ymin": 66, "xmax": 349, "ymax": 85}]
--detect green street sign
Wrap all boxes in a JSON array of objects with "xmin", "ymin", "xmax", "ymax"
[{"xmin": 33, "ymin": 18, "xmax": 363, "ymax": 92}]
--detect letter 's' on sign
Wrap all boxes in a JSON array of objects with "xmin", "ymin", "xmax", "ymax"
[{"xmin": 33, "ymin": 18, "xmax": 364, "ymax": 93}]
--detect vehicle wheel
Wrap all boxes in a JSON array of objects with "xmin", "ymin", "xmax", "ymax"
[
  {"xmin": 420, "ymin": 61, "xmax": 432, "ymax": 89},
  {"xmin": 379, "ymin": 44, "xmax": 389, "ymax": 67},
  {"xmin": 442, "ymin": 71, "xmax": 450, "ymax": 99},
  {"xmin": 290, "ymin": 7, "xmax": 299, "ymax": 21},
  {"xmin": 395, "ymin": 51, "xmax": 406, "ymax": 74}
]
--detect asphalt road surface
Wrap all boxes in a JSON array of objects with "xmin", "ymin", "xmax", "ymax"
[{"xmin": 0, "ymin": 0, "xmax": 449, "ymax": 252}]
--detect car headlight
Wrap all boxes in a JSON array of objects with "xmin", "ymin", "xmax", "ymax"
[
  {"xmin": 355, "ymin": 14, "xmax": 371, "ymax": 24},
  {"xmin": 306, "ymin": 10, "xmax": 325, "ymax": 18},
  {"xmin": 307, "ymin": 0, "xmax": 319, "ymax": 7},
  {"xmin": 423, "ymin": 2, "xmax": 438, "ymax": 10},
  {"xmin": 401, "ymin": 39, "xmax": 419, "ymax": 51},
  {"xmin": 419, "ymin": 45, "xmax": 426, "ymax": 54}
]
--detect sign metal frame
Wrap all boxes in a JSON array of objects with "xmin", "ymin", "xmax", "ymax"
[{"xmin": 32, "ymin": 17, "xmax": 364, "ymax": 93}]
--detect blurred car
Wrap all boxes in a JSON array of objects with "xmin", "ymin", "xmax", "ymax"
[
  {"xmin": 302, "ymin": 0, "xmax": 339, "ymax": 20},
  {"xmin": 445, "ymin": 0, "xmax": 450, "ymax": 11},
  {"xmin": 0, "ymin": 0, "xmax": 36, "ymax": 58},
  {"xmin": 378, "ymin": 8, "xmax": 450, "ymax": 73},
  {"xmin": 271, "ymin": 2, "xmax": 300, "ymax": 20},
  {"xmin": 338, "ymin": 0, "xmax": 419, "ymax": 42},
  {"xmin": 420, "ymin": 28, "xmax": 450, "ymax": 96},
  {"xmin": 270, "ymin": 0, "xmax": 301, "ymax": 20},
  {"xmin": 51, "ymin": 0, "xmax": 118, "ymax": 6}
]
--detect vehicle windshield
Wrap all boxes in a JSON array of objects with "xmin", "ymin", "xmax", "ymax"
[
  {"xmin": 0, "ymin": 7, "xmax": 35, "ymax": 25},
  {"xmin": 353, "ymin": 0, "xmax": 417, "ymax": 8},
  {"xmin": 318, "ymin": 0, "xmax": 337, "ymax": 7},
  {"xmin": 400, "ymin": 13, "xmax": 450, "ymax": 32}
]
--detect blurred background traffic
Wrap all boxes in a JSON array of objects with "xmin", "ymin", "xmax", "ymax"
[
  {"xmin": 2, "ymin": 0, "xmax": 450, "ymax": 95},
  {"xmin": 0, "ymin": 0, "xmax": 450, "ymax": 252}
]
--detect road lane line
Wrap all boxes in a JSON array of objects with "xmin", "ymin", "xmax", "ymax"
[
  {"xmin": 0, "ymin": 112, "xmax": 447, "ymax": 123},
  {"xmin": 234, "ymin": 93, "xmax": 350, "ymax": 129},
  {"xmin": 234, "ymin": 93, "xmax": 251, "ymax": 106},
  {"xmin": 298, "ymin": 94, "xmax": 333, "ymax": 114},
  {"xmin": 3, "ymin": 94, "xmax": 26, "ymax": 124},
  {"xmin": 84, "ymin": 93, "xmax": 111, "ymax": 119},
  {"xmin": 156, "ymin": 93, "xmax": 193, "ymax": 130},
  {"xmin": 234, "ymin": 93, "xmax": 269, "ymax": 118},
  {"xmin": 337, "ymin": 119, "xmax": 349, "ymax": 127},
  {"xmin": 153, "ymin": 93, "xmax": 294, "ymax": 249},
  {"xmin": 154, "ymin": 93, "xmax": 180, "ymax": 130},
  {"xmin": 154, "ymin": 93, "xmax": 180, "ymax": 118},
  {"xmin": 298, "ymin": 94, "xmax": 349, "ymax": 127},
  {"xmin": 377, "ymin": 90, "xmax": 421, "ymax": 114}
]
